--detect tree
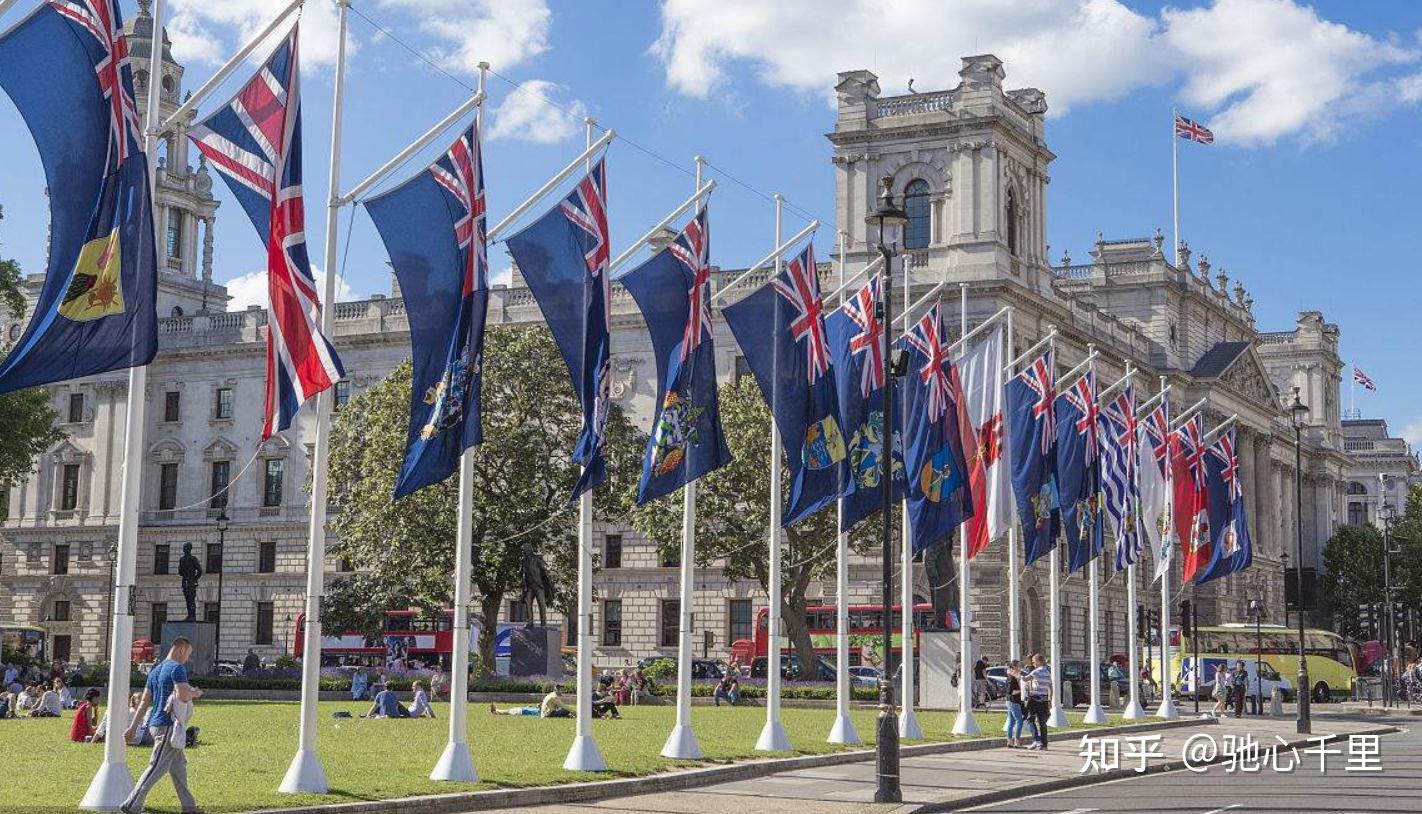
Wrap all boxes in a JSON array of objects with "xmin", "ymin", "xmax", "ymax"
[
  {"xmin": 324, "ymin": 325, "xmax": 642, "ymax": 674},
  {"xmin": 0, "ymin": 205, "xmax": 64, "ymax": 513},
  {"xmin": 1321, "ymin": 523, "xmax": 1387, "ymax": 640},
  {"xmin": 628, "ymin": 375, "xmax": 876, "ymax": 676}
]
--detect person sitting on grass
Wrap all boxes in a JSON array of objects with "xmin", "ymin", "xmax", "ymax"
[
  {"xmin": 362, "ymin": 685, "xmax": 410, "ymax": 718},
  {"xmin": 714, "ymin": 672, "xmax": 740, "ymax": 706},
  {"xmin": 16, "ymin": 684, "xmax": 41, "ymax": 716},
  {"xmin": 34, "ymin": 682, "xmax": 63, "ymax": 717},
  {"xmin": 489, "ymin": 687, "xmax": 573, "ymax": 718},
  {"xmin": 56, "ymin": 678, "xmax": 76, "ymax": 710},
  {"xmin": 71, "ymin": 688, "xmax": 101, "ymax": 742},
  {"xmin": 93, "ymin": 693, "xmax": 151, "ymax": 745},
  {"xmin": 408, "ymin": 681, "xmax": 436, "ymax": 718},
  {"xmin": 592, "ymin": 675, "xmax": 622, "ymax": 719},
  {"xmin": 0, "ymin": 690, "xmax": 14, "ymax": 719}
]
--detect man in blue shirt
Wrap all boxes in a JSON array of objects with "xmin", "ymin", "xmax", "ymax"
[
  {"xmin": 363, "ymin": 686, "xmax": 410, "ymax": 718},
  {"xmin": 121, "ymin": 637, "xmax": 203, "ymax": 814}
]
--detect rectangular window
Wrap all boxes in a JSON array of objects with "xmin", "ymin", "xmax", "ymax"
[
  {"xmin": 257, "ymin": 541, "xmax": 276, "ymax": 573},
  {"xmin": 660, "ymin": 600, "xmax": 680, "ymax": 648},
  {"xmin": 52, "ymin": 635, "xmax": 71, "ymax": 662},
  {"xmin": 255, "ymin": 601, "xmax": 274, "ymax": 646},
  {"xmin": 604, "ymin": 534, "xmax": 622, "ymax": 569},
  {"xmin": 206, "ymin": 542, "xmax": 223, "ymax": 574},
  {"xmin": 166, "ymin": 210, "xmax": 183, "ymax": 259},
  {"xmin": 334, "ymin": 381, "xmax": 351, "ymax": 408},
  {"xmin": 52, "ymin": 600, "xmax": 71, "ymax": 622},
  {"xmin": 728, "ymin": 599, "xmax": 753, "ymax": 643},
  {"xmin": 158, "ymin": 463, "xmax": 179, "ymax": 510},
  {"xmin": 60, "ymin": 464, "xmax": 80, "ymax": 511},
  {"xmin": 215, "ymin": 387, "xmax": 234, "ymax": 420},
  {"xmin": 154, "ymin": 543, "xmax": 170, "ymax": 575},
  {"xmin": 734, "ymin": 354, "xmax": 750, "ymax": 384},
  {"xmin": 150, "ymin": 602, "xmax": 168, "ymax": 645},
  {"xmin": 602, "ymin": 600, "xmax": 622, "ymax": 647},
  {"xmin": 204, "ymin": 601, "xmax": 220, "ymax": 624},
  {"xmin": 209, "ymin": 461, "xmax": 230, "ymax": 510},
  {"xmin": 508, "ymin": 600, "xmax": 529, "ymax": 623},
  {"xmin": 67, "ymin": 392, "xmax": 84, "ymax": 423},
  {"xmin": 163, "ymin": 391, "xmax": 181, "ymax": 422},
  {"xmin": 52, "ymin": 543, "xmax": 69, "ymax": 575},
  {"xmin": 263, "ymin": 459, "xmax": 284, "ymax": 507}
]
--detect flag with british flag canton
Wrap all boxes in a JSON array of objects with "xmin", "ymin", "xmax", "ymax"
[
  {"xmin": 0, "ymin": 0, "xmax": 157, "ymax": 393},
  {"xmin": 504, "ymin": 160, "xmax": 613, "ymax": 499},
  {"xmin": 825, "ymin": 274, "xmax": 906, "ymax": 533},
  {"xmin": 366, "ymin": 121, "xmax": 489, "ymax": 498},
  {"xmin": 1137, "ymin": 396, "xmax": 1173, "ymax": 582},
  {"xmin": 1055, "ymin": 366, "xmax": 1104, "ymax": 573},
  {"xmin": 1170, "ymin": 413, "xmax": 1211, "ymax": 582},
  {"xmin": 189, "ymin": 24, "xmax": 343, "ymax": 439},
  {"xmin": 724, "ymin": 244, "xmax": 849, "ymax": 526},
  {"xmin": 953, "ymin": 328, "xmax": 1012, "ymax": 560},
  {"xmin": 1196, "ymin": 427, "xmax": 1251, "ymax": 584},
  {"xmin": 1174, "ymin": 114, "xmax": 1214, "ymax": 145},
  {"xmin": 897, "ymin": 303, "xmax": 972, "ymax": 554},
  {"xmin": 620, "ymin": 205, "xmax": 731, "ymax": 504},
  {"xmin": 1007, "ymin": 349, "xmax": 1059, "ymax": 564},
  {"xmin": 1099, "ymin": 382, "xmax": 1142, "ymax": 572}
]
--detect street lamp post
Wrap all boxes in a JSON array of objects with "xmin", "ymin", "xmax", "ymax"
[
  {"xmin": 1381, "ymin": 501, "xmax": 1398, "ymax": 707},
  {"xmin": 1289, "ymin": 388, "xmax": 1311, "ymax": 734},
  {"xmin": 215, "ymin": 511, "xmax": 229, "ymax": 670},
  {"xmin": 1280, "ymin": 552, "xmax": 1290, "ymax": 632},
  {"xmin": 866, "ymin": 175, "xmax": 907, "ymax": 805},
  {"xmin": 1247, "ymin": 598, "xmax": 1264, "ymax": 714},
  {"xmin": 105, "ymin": 542, "xmax": 118, "ymax": 656}
]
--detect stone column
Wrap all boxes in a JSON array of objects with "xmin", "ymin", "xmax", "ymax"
[{"xmin": 201, "ymin": 217, "xmax": 216, "ymax": 311}]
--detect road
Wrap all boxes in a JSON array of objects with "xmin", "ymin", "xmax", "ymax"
[{"xmin": 961, "ymin": 712, "xmax": 1420, "ymax": 814}]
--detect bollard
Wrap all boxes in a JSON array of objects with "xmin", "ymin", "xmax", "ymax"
[
  {"xmin": 1107, "ymin": 681, "xmax": 1122, "ymax": 709},
  {"xmin": 1271, "ymin": 687, "xmax": 1284, "ymax": 717},
  {"xmin": 1062, "ymin": 679, "xmax": 1075, "ymax": 710}
]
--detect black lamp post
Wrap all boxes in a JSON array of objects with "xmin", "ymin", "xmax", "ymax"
[
  {"xmin": 1247, "ymin": 598, "xmax": 1264, "ymax": 714},
  {"xmin": 1381, "ymin": 500, "xmax": 1398, "ymax": 707},
  {"xmin": 215, "ymin": 510, "xmax": 229, "ymax": 670},
  {"xmin": 866, "ymin": 175, "xmax": 907, "ymax": 804},
  {"xmin": 1280, "ymin": 551, "xmax": 1290, "ymax": 631},
  {"xmin": 1289, "ymin": 387, "xmax": 1311, "ymax": 734}
]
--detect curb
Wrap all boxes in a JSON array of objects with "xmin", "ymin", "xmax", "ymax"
[
  {"xmin": 911, "ymin": 723, "xmax": 1402, "ymax": 813},
  {"xmin": 244, "ymin": 717, "xmax": 1205, "ymax": 814}
]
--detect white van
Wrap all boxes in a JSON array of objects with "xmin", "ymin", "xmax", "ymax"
[{"xmin": 1179, "ymin": 656, "xmax": 1295, "ymax": 702}]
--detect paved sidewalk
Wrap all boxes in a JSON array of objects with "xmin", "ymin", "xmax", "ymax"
[{"xmin": 509, "ymin": 715, "xmax": 1394, "ymax": 814}]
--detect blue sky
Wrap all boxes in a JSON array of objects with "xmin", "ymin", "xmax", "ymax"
[{"xmin": 1, "ymin": 0, "xmax": 1419, "ymax": 440}]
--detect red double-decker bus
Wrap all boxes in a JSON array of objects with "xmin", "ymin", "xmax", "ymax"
[
  {"xmin": 728, "ymin": 602, "xmax": 958, "ymax": 668},
  {"xmin": 293, "ymin": 609, "xmax": 456, "ymax": 663}
]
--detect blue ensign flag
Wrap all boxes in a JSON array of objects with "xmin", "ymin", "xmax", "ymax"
[
  {"xmin": 504, "ymin": 160, "xmax": 613, "ymax": 499},
  {"xmin": 619, "ymin": 205, "xmax": 731, "ymax": 503},
  {"xmin": 724, "ymin": 244, "xmax": 848, "ymax": 526},
  {"xmin": 1196, "ymin": 428, "xmax": 1252, "ymax": 584},
  {"xmin": 825, "ymin": 274, "xmax": 905, "ymax": 533},
  {"xmin": 898, "ymin": 304, "xmax": 972, "ymax": 553},
  {"xmin": 1006, "ymin": 350, "xmax": 1059, "ymax": 564},
  {"xmin": 366, "ymin": 122, "xmax": 489, "ymax": 498},
  {"xmin": 1099, "ymin": 382, "xmax": 1143, "ymax": 572},
  {"xmin": 0, "ymin": 0, "xmax": 156, "ymax": 393},
  {"xmin": 1055, "ymin": 368, "xmax": 1104, "ymax": 572}
]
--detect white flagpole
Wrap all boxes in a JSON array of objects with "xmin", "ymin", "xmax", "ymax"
[
  {"xmin": 951, "ymin": 282, "xmax": 978, "ymax": 736},
  {"xmin": 1083, "ymin": 348, "xmax": 1107, "ymax": 725},
  {"xmin": 756, "ymin": 194, "xmax": 792, "ymax": 752},
  {"xmin": 1122, "ymin": 360, "xmax": 1146, "ymax": 720},
  {"xmin": 1156, "ymin": 374, "xmax": 1180, "ymax": 720},
  {"xmin": 828, "ymin": 230, "xmax": 861, "ymax": 746},
  {"xmin": 281, "ymin": 0, "xmax": 350, "ymax": 795},
  {"xmin": 430, "ymin": 62, "xmax": 489, "ymax": 785},
  {"xmin": 1005, "ymin": 310, "xmax": 1020, "ymax": 664},
  {"xmin": 1046, "ymin": 335, "xmax": 1069, "ymax": 729},
  {"xmin": 564, "ymin": 117, "xmax": 608, "ymax": 772},
  {"xmin": 81, "ymin": 1, "xmax": 167, "ymax": 806},
  {"xmin": 898, "ymin": 253, "xmax": 923, "ymax": 740},
  {"xmin": 662, "ymin": 156, "xmax": 707, "ymax": 761},
  {"xmin": 1171, "ymin": 106, "xmax": 1181, "ymax": 266}
]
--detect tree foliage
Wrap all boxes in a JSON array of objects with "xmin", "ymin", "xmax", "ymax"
[
  {"xmin": 324, "ymin": 325, "xmax": 642, "ymax": 674},
  {"xmin": 627, "ymin": 375, "xmax": 876, "ymax": 674},
  {"xmin": 1322, "ymin": 485, "xmax": 1422, "ymax": 642}
]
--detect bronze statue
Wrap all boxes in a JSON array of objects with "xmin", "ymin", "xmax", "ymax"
[
  {"xmin": 178, "ymin": 542, "xmax": 203, "ymax": 622},
  {"xmin": 519, "ymin": 542, "xmax": 557, "ymax": 628}
]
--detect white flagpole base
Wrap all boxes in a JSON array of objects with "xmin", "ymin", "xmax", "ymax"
[
  {"xmin": 79, "ymin": 759, "xmax": 135, "ymax": 811},
  {"xmin": 827, "ymin": 713, "xmax": 861, "ymax": 745},
  {"xmin": 899, "ymin": 706, "xmax": 924, "ymax": 740},
  {"xmin": 951, "ymin": 708, "xmax": 981, "ymax": 736},
  {"xmin": 563, "ymin": 735, "xmax": 608, "ymax": 772},
  {"xmin": 1082, "ymin": 703, "xmax": 1109, "ymax": 724},
  {"xmin": 1047, "ymin": 703, "xmax": 1070, "ymax": 729},
  {"xmin": 430, "ymin": 741, "xmax": 478, "ymax": 783},
  {"xmin": 279, "ymin": 748, "xmax": 330, "ymax": 794},
  {"xmin": 1155, "ymin": 697, "xmax": 1181, "ymax": 720},
  {"xmin": 1122, "ymin": 699, "xmax": 1148, "ymax": 720},
  {"xmin": 660, "ymin": 724, "xmax": 703, "ymax": 760},
  {"xmin": 755, "ymin": 718, "xmax": 792, "ymax": 752}
]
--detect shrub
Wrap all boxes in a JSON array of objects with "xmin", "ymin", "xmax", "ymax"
[{"xmin": 641, "ymin": 658, "xmax": 676, "ymax": 680}]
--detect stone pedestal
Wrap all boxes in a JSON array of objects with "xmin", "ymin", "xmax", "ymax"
[
  {"xmin": 159, "ymin": 621, "xmax": 218, "ymax": 676},
  {"xmin": 508, "ymin": 625, "xmax": 562, "ymax": 678},
  {"xmin": 920, "ymin": 630, "xmax": 959, "ymax": 710}
]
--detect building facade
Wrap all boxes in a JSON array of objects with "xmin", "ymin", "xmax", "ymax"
[{"xmin": 1, "ymin": 21, "xmax": 1354, "ymax": 669}]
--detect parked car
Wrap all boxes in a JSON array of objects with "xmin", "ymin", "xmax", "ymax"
[
  {"xmin": 1178, "ymin": 657, "xmax": 1295, "ymax": 702},
  {"xmin": 982, "ymin": 665, "xmax": 1011, "ymax": 700},
  {"xmin": 1059, "ymin": 660, "xmax": 1127, "ymax": 706},
  {"xmin": 636, "ymin": 657, "xmax": 726, "ymax": 679},
  {"xmin": 749, "ymin": 655, "xmax": 835, "ymax": 681},
  {"xmin": 215, "ymin": 662, "xmax": 242, "ymax": 678},
  {"xmin": 848, "ymin": 665, "xmax": 882, "ymax": 688}
]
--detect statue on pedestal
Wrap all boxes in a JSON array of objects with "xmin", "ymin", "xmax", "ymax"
[
  {"xmin": 519, "ymin": 542, "xmax": 557, "ymax": 628},
  {"xmin": 178, "ymin": 542, "xmax": 203, "ymax": 622}
]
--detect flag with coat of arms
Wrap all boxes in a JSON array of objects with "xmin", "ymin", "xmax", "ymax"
[
  {"xmin": 1099, "ymin": 382, "xmax": 1142, "ymax": 572},
  {"xmin": 952, "ymin": 327, "xmax": 1012, "ymax": 559},
  {"xmin": 1055, "ymin": 366, "xmax": 1104, "ymax": 573},
  {"xmin": 1171, "ymin": 413, "xmax": 1211, "ymax": 582},
  {"xmin": 1006, "ymin": 349, "xmax": 1059, "ymax": 564},
  {"xmin": 1196, "ymin": 427, "xmax": 1252, "ymax": 584},
  {"xmin": 1137, "ymin": 396, "xmax": 1174, "ymax": 582}
]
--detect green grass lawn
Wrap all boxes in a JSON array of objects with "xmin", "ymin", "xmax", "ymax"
[{"xmin": 1, "ymin": 701, "xmax": 1115, "ymax": 813}]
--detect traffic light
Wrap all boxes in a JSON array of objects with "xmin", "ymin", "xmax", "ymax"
[
  {"xmin": 1179, "ymin": 600, "xmax": 1192, "ymax": 632},
  {"xmin": 1137, "ymin": 604, "xmax": 1147, "ymax": 638}
]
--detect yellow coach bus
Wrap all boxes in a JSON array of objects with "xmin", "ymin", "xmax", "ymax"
[{"xmin": 1154, "ymin": 623, "xmax": 1358, "ymax": 703}]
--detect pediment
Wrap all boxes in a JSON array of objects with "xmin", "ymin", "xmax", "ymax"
[
  {"xmin": 50, "ymin": 438, "xmax": 90, "ymax": 464},
  {"xmin": 204, "ymin": 436, "xmax": 240, "ymax": 461},
  {"xmin": 148, "ymin": 438, "xmax": 187, "ymax": 463},
  {"xmin": 1216, "ymin": 347, "xmax": 1279, "ymax": 409}
]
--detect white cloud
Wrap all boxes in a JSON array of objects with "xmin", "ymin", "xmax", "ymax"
[
  {"xmin": 222, "ymin": 266, "xmax": 356, "ymax": 312},
  {"xmin": 1401, "ymin": 419, "xmax": 1422, "ymax": 448},
  {"xmin": 652, "ymin": 0, "xmax": 1421, "ymax": 145},
  {"xmin": 166, "ymin": 0, "xmax": 349, "ymax": 68},
  {"xmin": 376, "ymin": 0, "xmax": 550, "ymax": 75},
  {"xmin": 487, "ymin": 81, "xmax": 587, "ymax": 144}
]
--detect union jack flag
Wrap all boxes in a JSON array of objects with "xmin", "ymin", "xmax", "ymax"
[
  {"xmin": 189, "ymin": 25, "xmax": 344, "ymax": 439},
  {"xmin": 1062, "ymin": 368, "xmax": 1099, "ymax": 462},
  {"xmin": 1017, "ymin": 349, "xmax": 1056, "ymax": 454},
  {"xmin": 1210, "ymin": 429, "xmax": 1241, "ymax": 502},
  {"xmin": 904, "ymin": 303, "xmax": 952, "ymax": 420},
  {"xmin": 1353, "ymin": 366, "xmax": 1377, "ymax": 392},
  {"xmin": 1141, "ymin": 399, "xmax": 1170, "ymax": 475},
  {"xmin": 770, "ymin": 244, "xmax": 830, "ymax": 384},
  {"xmin": 430, "ymin": 122, "xmax": 486, "ymax": 297},
  {"xmin": 48, "ymin": 0, "xmax": 140, "ymax": 164},
  {"xmin": 1175, "ymin": 114, "xmax": 1214, "ymax": 145},
  {"xmin": 842, "ymin": 275, "xmax": 885, "ymax": 399},
  {"xmin": 1099, "ymin": 383, "xmax": 1141, "ymax": 570},
  {"xmin": 669, "ymin": 206, "xmax": 711, "ymax": 361},
  {"xmin": 1174, "ymin": 413, "xmax": 1208, "ymax": 491}
]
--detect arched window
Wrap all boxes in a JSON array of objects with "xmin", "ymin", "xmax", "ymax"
[
  {"xmin": 171, "ymin": 306, "xmax": 185, "ymax": 318},
  {"xmin": 903, "ymin": 179, "xmax": 931, "ymax": 250},
  {"xmin": 1347, "ymin": 481, "xmax": 1368, "ymax": 496},
  {"xmin": 1005, "ymin": 187, "xmax": 1020, "ymax": 256}
]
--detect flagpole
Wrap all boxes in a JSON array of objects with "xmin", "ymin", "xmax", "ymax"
[
  {"xmin": 898, "ymin": 251, "xmax": 923, "ymax": 740},
  {"xmin": 1046, "ymin": 335, "xmax": 1069, "ymax": 729},
  {"xmin": 1005, "ymin": 309, "xmax": 1020, "ymax": 665},
  {"xmin": 1082, "ymin": 348, "xmax": 1108, "ymax": 725},
  {"xmin": 81, "ymin": 1, "xmax": 167, "ymax": 807},
  {"xmin": 430, "ymin": 61, "xmax": 489, "ymax": 785},
  {"xmin": 828, "ymin": 229, "xmax": 861, "ymax": 746},
  {"xmin": 1122, "ymin": 365, "xmax": 1147, "ymax": 721},
  {"xmin": 757, "ymin": 194, "xmax": 792, "ymax": 753},
  {"xmin": 662, "ymin": 156, "xmax": 707, "ymax": 760},
  {"xmin": 565, "ymin": 117, "xmax": 608, "ymax": 772},
  {"xmin": 1155, "ymin": 374, "xmax": 1181, "ymax": 720},
  {"xmin": 951, "ymin": 282, "xmax": 978, "ymax": 737},
  {"xmin": 1171, "ymin": 106, "xmax": 1180, "ymax": 266}
]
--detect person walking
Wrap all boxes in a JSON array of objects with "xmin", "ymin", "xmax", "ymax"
[
  {"xmin": 1209, "ymin": 663, "xmax": 1230, "ymax": 717},
  {"xmin": 1025, "ymin": 653, "xmax": 1052, "ymax": 751},
  {"xmin": 1229, "ymin": 660, "xmax": 1249, "ymax": 718},
  {"xmin": 120, "ymin": 636, "xmax": 204, "ymax": 814}
]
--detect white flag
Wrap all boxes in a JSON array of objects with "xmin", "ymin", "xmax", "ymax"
[
  {"xmin": 1137, "ymin": 401, "xmax": 1173, "ymax": 582},
  {"xmin": 956, "ymin": 327, "xmax": 1013, "ymax": 557}
]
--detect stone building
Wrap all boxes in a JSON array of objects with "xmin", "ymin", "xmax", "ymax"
[
  {"xmin": 0, "ymin": 24, "xmax": 1355, "ymax": 671},
  {"xmin": 1338, "ymin": 419, "xmax": 1420, "ymax": 528}
]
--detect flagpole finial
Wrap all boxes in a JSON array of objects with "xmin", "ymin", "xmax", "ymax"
[{"xmin": 584, "ymin": 116, "xmax": 597, "ymax": 127}]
